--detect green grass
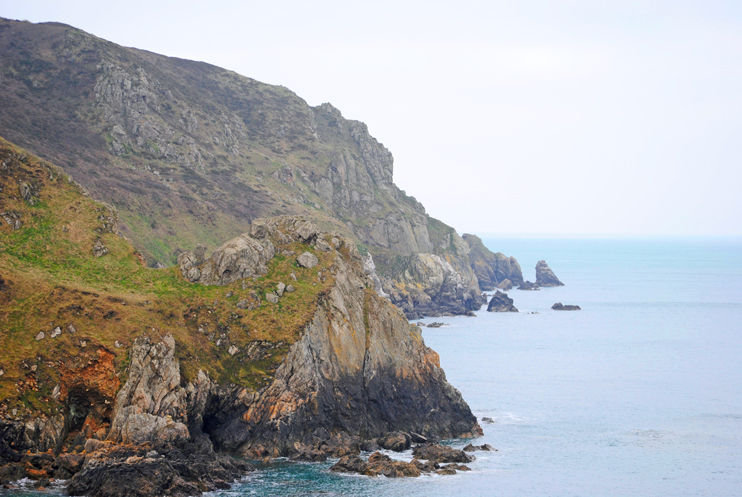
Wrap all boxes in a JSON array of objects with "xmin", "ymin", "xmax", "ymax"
[{"xmin": 0, "ymin": 138, "xmax": 339, "ymax": 411}]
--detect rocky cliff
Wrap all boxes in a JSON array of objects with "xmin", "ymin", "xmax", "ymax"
[
  {"xmin": 0, "ymin": 139, "xmax": 479, "ymax": 494},
  {"xmin": 462, "ymin": 234, "xmax": 523, "ymax": 291},
  {"xmin": 0, "ymin": 17, "xmax": 490, "ymax": 318}
]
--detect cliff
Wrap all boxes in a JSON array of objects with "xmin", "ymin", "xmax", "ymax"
[
  {"xmin": 0, "ymin": 138, "xmax": 479, "ymax": 494},
  {"xmin": 0, "ymin": 17, "xmax": 495, "ymax": 318},
  {"xmin": 462, "ymin": 234, "xmax": 523, "ymax": 291}
]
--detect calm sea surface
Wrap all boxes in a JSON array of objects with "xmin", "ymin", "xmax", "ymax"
[{"xmin": 6, "ymin": 237, "xmax": 742, "ymax": 496}]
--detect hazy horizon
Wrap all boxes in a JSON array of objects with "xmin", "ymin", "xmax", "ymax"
[{"xmin": 3, "ymin": 0, "xmax": 741, "ymax": 236}]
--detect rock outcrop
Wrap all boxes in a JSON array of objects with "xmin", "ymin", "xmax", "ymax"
[
  {"xmin": 535, "ymin": 260, "xmax": 564, "ymax": 287},
  {"xmin": 487, "ymin": 291, "xmax": 519, "ymax": 312},
  {"xmin": 462, "ymin": 234, "xmax": 523, "ymax": 290},
  {"xmin": 552, "ymin": 303, "xmax": 581, "ymax": 311},
  {"xmin": 383, "ymin": 252, "xmax": 486, "ymax": 319}
]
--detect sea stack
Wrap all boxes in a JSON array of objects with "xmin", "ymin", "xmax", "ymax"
[
  {"xmin": 487, "ymin": 291, "xmax": 519, "ymax": 312},
  {"xmin": 552, "ymin": 302, "xmax": 581, "ymax": 311},
  {"xmin": 535, "ymin": 260, "xmax": 564, "ymax": 287}
]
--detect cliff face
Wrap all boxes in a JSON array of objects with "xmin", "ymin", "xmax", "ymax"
[
  {"xmin": 462, "ymin": 234, "xmax": 523, "ymax": 291},
  {"xmin": 0, "ymin": 140, "xmax": 479, "ymax": 493},
  {"xmin": 0, "ymin": 17, "xmax": 488, "ymax": 318}
]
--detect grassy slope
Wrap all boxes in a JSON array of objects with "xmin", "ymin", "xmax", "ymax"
[{"xmin": 0, "ymin": 136, "xmax": 339, "ymax": 415}]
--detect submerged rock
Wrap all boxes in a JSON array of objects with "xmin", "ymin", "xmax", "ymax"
[
  {"xmin": 411, "ymin": 443, "xmax": 474, "ymax": 464},
  {"xmin": 487, "ymin": 291, "xmax": 518, "ymax": 312},
  {"xmin": 535, "ymin": 260, "xmax": 564, "ymax": 287},
  {"xmin": 517, "ymin": 280, "xmax": 540, "ymax": 291}
]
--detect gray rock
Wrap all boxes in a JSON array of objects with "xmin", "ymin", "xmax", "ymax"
[
  {"xmin": 67, "ymin": 324, "xmax": 76, "ymax": 334},
  {"xmin": 487, "ymin": 291, "xmax": 518, "ymax": 312},
  {"xmin": 552, "ymin": 302, "xmax": 581, "ymax": 311},
  {"xmin": 228, "ymin": 345, "xmax": 239, "ymax": 356},
  {"xmin": 536, "ymin": 260, "xmax": 564, "ymax": 287},
  {"xmin": 35, "ymin": 331, "xmax": 45, "ymax": 341},
  {"xmin": 285, "ymin": 284, "xmax": 295, "ymax": 293},
  {"xmin": 518, "ymin": 280, "xmax": 540, "ymax": 291},
  {"xmin": 290, "ymin": 272, "xmax": 297, "ymax": 281},
  {"xmin": 497, "ymin": 279, "xmax": 513, "ymax": 290},
  {"xmin": 266, "ymin": 292, "xmax": 279, "ymax": 304},
  {"xmin": 297, "ymin": 252, "xmax": 319, "ymax": 269},
  {"xmin": 93, "ymin": 239, "xmax": 109, "ymax": 257},
  {"xmin": 276, "ymin": 282, "xmax": 286, "ymax": 297},
  {"xmin": 50, "ymin": 326, "xmax": 62, "ymax": 338},
  {"xmin": 19, "ymin": 182, "xmax": 36, "ymax": 205},
  {"xmin": 178, "ymin": 234, "xmax": 274, "ymax": 286},
  {"xmin": 236, "ymin": 299, "xmax": 248, "ymax": 309}
]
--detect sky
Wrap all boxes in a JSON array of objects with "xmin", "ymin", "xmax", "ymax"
[{"xmin": 3, "ymin": 0, "xmax": 742, "ymax": 236}]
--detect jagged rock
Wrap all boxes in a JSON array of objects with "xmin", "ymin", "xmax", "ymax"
[
  {"xmin": 363, "ymin": 253, "xmax": 389, "ymax": 299},
  {"xmin": 463, "ymin": 443, "xmax": 495, "ymax": 452},
  {"xmin": 487, "ymin": 291, "xmax": 518, "ymax": 312},
  {"xmin": 411, "ymin": 443, "xmax": 474, "ymax": 463},
  {"xmin": 497, "ymin": 279, "xmax": 513, "ymax": 290},
  {"xmin": 235, "ymin": 299, "xmax": 248, "ymax": 309},
  {"xmin": 377, "ymin": 431, "xmax": 411, "ymax": 452},
  {"xmin": 536, "ymin": 260, "xmax": 564, "ymax": 287},
  {"xmin": 35, "ymin": 331, "xmax": 45, "ymax": 340},
  {"xmin": 67, "ymin": 324, "xmax": 76, "ymax": 334},
  {"xmin": 330, "ymin": 455, "xmax": 368, "ymax": 474},
  {"xmin": 276, "ymin": 282, "xmax": 286, "ymax": 297},
  {"xmin": 228, "ymin": 345, "xmax": 239, "ymax": 356},
  {"xmin": 93, "ymin": 239, "xmax": 108, "ymax": 257},
  {"xmin": 19, "ymin": 182, "xmax": 36, "ymax": 205},
  {"xmin": 107, "ymin": 335, "xmax": 190, "ymax": 445},
  {"xmin": 518, "ymin": 280, "xmax": 540, "ymax": 291},
  {"xmin": 462, "ymin": 234, "xmax": 523, "ymax": 290},
  {"xmin": 51, "ymin": 326, "xmax": 62, "ymax": 338},
  {"xmin": 552, "ymin": 302, "xmax": 581, "ymax": 311},
  {"xmin": 481, "ymin": 417, "xmax": 495, "ymax": 424},
  {"xmin": 297, "ymin": 251, "xmax": 319, "ymax": 268},
  {"xmin": 427, "ymin": 322, "xmax": 445, "ymax": 328},
  {"xmin": 178, "ymin": 233, "xmax": 274, "ymax": 286},
  {"xmin": 66, "ymin": 442, "xmax": 254, "ymax": 497},
  {"xmin": 265, "ymin": 292, "xmax": 279, "ymax": 304},
  {"xmin": 385, "ymin": 252, "xmax": 485, "ymax": 318}
]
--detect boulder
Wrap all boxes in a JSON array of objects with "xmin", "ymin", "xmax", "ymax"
[
  {"xmin": 497, "ymin": 278, "xmax": 513, "ymax": 290},
  {"xmin": 535, "ymin": 260, "xmax": 564, "ymax": 287},
  {"xmin": 377, "ymin": 431, "xmax": 411, "ymax": 452},
  {"xmin": 487, "ymin": 291, "xmax": 518, "ymax": 312},
  {"xmin": 463, "ymin": 443, "xmax": 495, "ymax": 452},
  {"xmin": 266, "ymin": 292, "xmax": 279, "ymax": 304},
  {"xmin": 296, "ymin": 252, "xmax": 319, "ymax": 269},
  {"xmin": 552, "ymin": 302, "xmax": 581, "ymax": 311},
  {"xmin": 411, "ymin": 443, "xmax": 474, "ymax": 463},
  {"xmin": 177, "ymin": 234, "xmax": 274, "ymax": 286},
  {"xmin": 276, "ymin": 282, "xmax": 286, "ymax": 297}
]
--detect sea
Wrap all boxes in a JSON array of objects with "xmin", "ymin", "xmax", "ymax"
[{"xmin": 5, "ymin": 237, "xmax": 742, "ymax": 496}]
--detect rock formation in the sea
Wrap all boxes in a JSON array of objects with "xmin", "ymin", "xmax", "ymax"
[
  {"xmin": 462, "ymin": 234, "xmax": 523, "ymax": 291},
  {"xmin": 552, "ymin": 302, "xmax": 581, "ymax": 311},
  {"xmin": 0, "ymin": 140, "xmax": 481, "ymax": 496},
  {"xmin": 497, "ymin": 279, "xmax": 513, "ymax": 290},
  {"xmin": 535, "ymin": 260, "xmax": 564, "ymax": 287},
  {"xmin": 330, "ymin": 443, "xmax": 474, "ymax": 477},
  {"xmin": 518, "ymin": 280, "xmax": 541, "ymax": 290},
  {"xmin": 487, "ymin": 291, "xmax": 519, "ymax": 312}
]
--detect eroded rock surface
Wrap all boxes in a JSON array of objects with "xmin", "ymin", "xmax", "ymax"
[
  {"xmin": 535, "ymin": 260, "xmax": 564, "ymax": 287},
  {"xmin": 487, "ymin": 291, "xmax": 518, "ymax": 312},
  {"xmin": 463, "ymin": 234, "xmax": 523, "ymax": 290}
]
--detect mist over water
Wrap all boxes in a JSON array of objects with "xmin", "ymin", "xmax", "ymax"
[{"xmin": 5, "ymin": 238, "xmax": 740, "ymax": 496}]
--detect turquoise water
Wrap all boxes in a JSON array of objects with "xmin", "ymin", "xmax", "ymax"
[{"xmin": 5, "ymin": 238, "xmax": 742, "ymax": 496}]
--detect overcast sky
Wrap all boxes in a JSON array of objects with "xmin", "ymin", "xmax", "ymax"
[{"xmin": 3, "ymin": 1, "xmax": 742, "ymax": 236}]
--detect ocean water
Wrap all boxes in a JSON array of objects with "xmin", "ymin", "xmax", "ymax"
[{"xmin": 5, "ymin": 237, "xmax": 741, "ymax": 496}]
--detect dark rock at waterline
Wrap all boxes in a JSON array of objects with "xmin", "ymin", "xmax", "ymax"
[
  {"xmin": 487, "ymin": 291, "xmax": 518, "ymax": 312},
  {"xmin": 411, "ymin": 443, "xmax": 474, "ymax": 464},
  {"xmin": 66, "ymin": 441, "xmax": 255, "ymax": 497},
  {"xmin": 552, "ymin": 302, "xmax": 581, "ymax": 311},
  {"xmin": 517, "ymin": 280, "xmax": 540, "ymax": 291},
  {"xmin": 426, "ymin": 322, "xmax": 445, "ymax": 328},
  {"xmin": 377, "ymin": 431, "xmax": 411, "ymax": 452},
  {"xmin": 535, "ymin": 260, "xmax": 564, "ymax": 287},
  {"xmin": 463, "ymin": 443, "xmax": 496, "ymax": 452}
]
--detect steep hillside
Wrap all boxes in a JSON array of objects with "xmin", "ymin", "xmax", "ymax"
[
  {"xmin": 0, "ymin": 17, "xmax": 507, "ymax": 317},
  {"xmin": 0, "ymin": 138, "xmax": 480, "ymax": 494}
]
